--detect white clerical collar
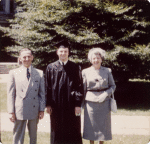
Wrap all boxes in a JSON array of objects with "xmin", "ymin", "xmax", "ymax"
[
  {"xmin": 21, "ymin": 65, "xmax": 31, "ymax": 73},
  {"xmin": 59, "ymin": 60, "xmax": 68, "ymax": 65}
]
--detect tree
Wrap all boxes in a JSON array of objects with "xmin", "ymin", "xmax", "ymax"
[
  {"xmin": 0, "ymin": 29, "xmax": 17, "ymax": 62},
  {"xmin": 1, "ymin": 0, "xmax": 150, "ymax": 81}
]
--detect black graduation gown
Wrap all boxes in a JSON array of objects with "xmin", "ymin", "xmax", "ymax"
[{"xmin": 45, "ymin": 60, "xmax": 83, "ymax": 144}]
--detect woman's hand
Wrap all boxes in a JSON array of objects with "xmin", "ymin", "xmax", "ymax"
[{"xmin": 98, "ymin": 92, "xmax": 108, "ymax": 103}]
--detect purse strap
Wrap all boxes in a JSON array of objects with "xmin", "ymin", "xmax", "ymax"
[{"xmin": 111, "ymin": 88, "xmax": 115, "ymax": 100}]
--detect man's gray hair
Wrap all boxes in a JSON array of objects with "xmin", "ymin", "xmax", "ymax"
[{"xmin": 19, "ymin": 48, "xmax": 32, "ymax": 56}]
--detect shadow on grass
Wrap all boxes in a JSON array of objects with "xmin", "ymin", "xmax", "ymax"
[{"xmin": 115, "ymin": 81, "xmax": 150, "ymax": 110}]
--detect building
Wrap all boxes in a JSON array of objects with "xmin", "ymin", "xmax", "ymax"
[{"xmin": 0, "ymin": 0, "xmax": 15, "ymax": 26}]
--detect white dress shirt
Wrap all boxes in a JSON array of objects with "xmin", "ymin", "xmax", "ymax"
[
  {"xmin": 59, "ymin": 60, "xmax": 68, "ymax": 65},
  {"xmin": 21, "ymin": 65, "xmax": 31, "ymax": 80}
]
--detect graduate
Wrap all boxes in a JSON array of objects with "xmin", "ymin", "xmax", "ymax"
[{"xmin": 45, "ymin": 40, "xmax": 83, "ymax": 144}]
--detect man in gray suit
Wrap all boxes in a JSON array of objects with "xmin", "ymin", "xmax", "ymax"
[{"xmin": 7, "ymin": 48, "xmax": 45, "ymax": 144}]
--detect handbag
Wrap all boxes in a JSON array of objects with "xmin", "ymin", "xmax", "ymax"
[{"xmin": 110, "ymin": 89, "xmax": 117, "ymax": 113}]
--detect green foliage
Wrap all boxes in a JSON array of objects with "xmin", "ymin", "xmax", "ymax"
[
  {"xmin": 0, "ymin": 29, "xmax": 17, "ymax": 62},
  {"xmin": 1, "ymin": 0, "xmax": 150, "ymax": 80},
  {"xmin": 104, "ymin": 44, "xmax": 150, "ymax": 81}
]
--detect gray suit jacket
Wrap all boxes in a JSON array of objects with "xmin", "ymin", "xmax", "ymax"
[
  {"xmin": 7, "ymin": 65, "xmax": 45, "ymax": 120},
  {"xmin": 82, "ymin": 66, "xmax": 116, "ymax": 102}
]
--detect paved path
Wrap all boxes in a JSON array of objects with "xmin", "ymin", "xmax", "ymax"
[{"xmin": 1, "ymin": 112, "xmax": 150, "ymax": 135}]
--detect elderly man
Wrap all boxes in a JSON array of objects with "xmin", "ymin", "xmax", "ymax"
[
  {"xmin": 7, "ymin": 48, "xmax": 45, "ymax": 144},
  {"xmin": 45, "ymin": 41, "xmax": 83, "ymax": 144}
]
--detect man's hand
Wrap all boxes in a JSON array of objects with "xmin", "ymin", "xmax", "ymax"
[
  {"xmin": 9, "ymin": 113, "xmax": 16, "ymax": 122},
  {"xmin": 38, "ymin": 111, "xmax": 44, "ymax": 120},
  {"xmin": 75, "ymin": 107, "xmax": 81, "ymax": 116},
  {"xmin": 46, "ymin": 106, "xmax": 52, "ymax": 115}
]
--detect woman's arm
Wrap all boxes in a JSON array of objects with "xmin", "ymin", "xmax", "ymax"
[
  {"xmin": 81, "ymin": 69, "xmax": 87, "ymax": 107},
  {"xmin": 82, "ymin": 70, "xmax": 87, "ymax": 98},
  {"xmin": 106, "ymin": 68, "xmax": 116, "ymax": 94},
  {"xmin": 98, "ymin": 68, "xmax": 116, "ymax": 102}
]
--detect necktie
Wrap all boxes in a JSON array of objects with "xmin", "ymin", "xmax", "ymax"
[
  {"xmin": 62, "ymin": 62, "xmax": 64, "ymax": 66},
  {"xmin": 27, "ymin": 68, "xmax": 30, "ymax": 80}
]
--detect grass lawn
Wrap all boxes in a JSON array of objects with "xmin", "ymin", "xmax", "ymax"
[
  {"xmin": 114, "ymin": 81, "xmax": 150, "ymax": 114},
  {"xmin": 1, "ymin": 131, "xmax": 150, "ymax": 144},
  {"xmin": 1, "ymin": 81, "xmax": 150, "ymax": 115},
  {"xmin": 0, "ymin": 83, "xmax": 7, "ymax": 112},
  {"xmin": 112, "ymin": 109, "xmax": 150, "ymax": 116},
  {"xmin": 1, "ymin": 131, "xmax": 50, "ymax": 144}
]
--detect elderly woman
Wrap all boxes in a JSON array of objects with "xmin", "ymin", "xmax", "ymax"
[{"xmin": 82, "ymin": 48, "xmax": 116, "ymax": 144}]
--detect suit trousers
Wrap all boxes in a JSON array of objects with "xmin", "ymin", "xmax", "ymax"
[{"xmin": 13, "ymin": 118, "xmax": 38, "ymax": 144}]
